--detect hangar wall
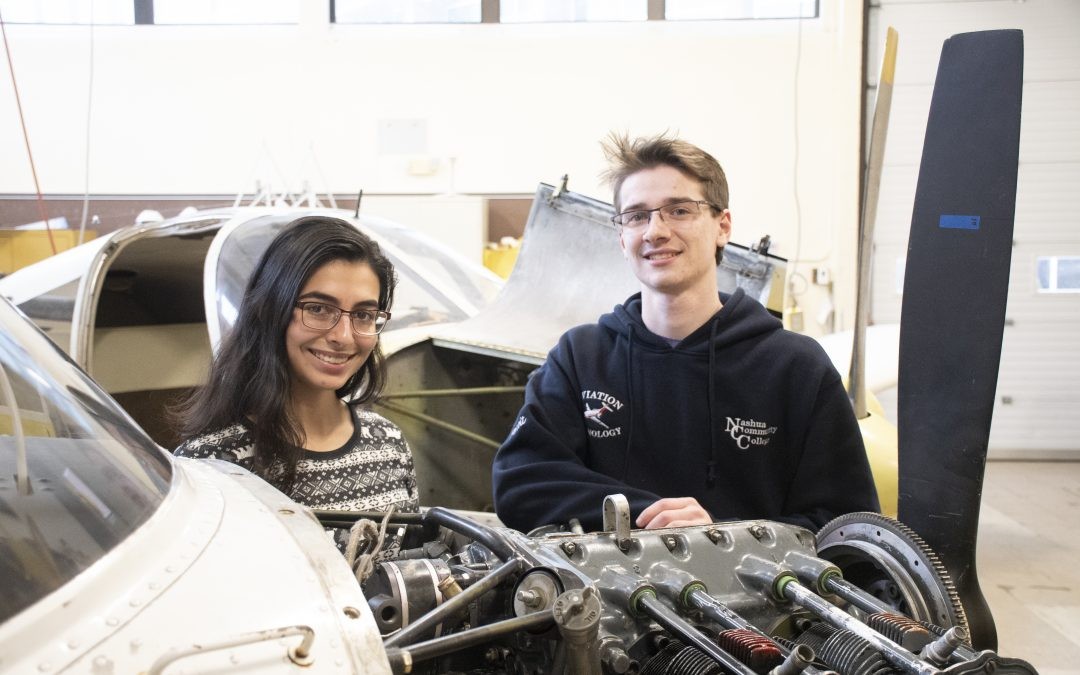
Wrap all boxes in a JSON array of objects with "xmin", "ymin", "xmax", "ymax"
[
  {"xmin": 0, "ymin": 1, "xmax": 863, "ymax": 338},
  {"xmin": 867, "ymin": 0, "xmax": 1080, "ymax": 457}
]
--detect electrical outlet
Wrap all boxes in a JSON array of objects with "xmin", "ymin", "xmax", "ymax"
[
  {"xmin": 813, "ymin": 267, "xmax": 831, "ymax": 285},
  {"xmin": 783, "ymin": 306, "xmax": 804, "ymax": 332}
]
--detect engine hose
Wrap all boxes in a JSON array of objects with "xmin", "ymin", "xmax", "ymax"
[
  {"xmin": 384, "ymin": 610, "xmax": 554, "ymax": 674},
  {"xmin": 423, "ymin": 506, "xmax": 515, "ymax": 561}
]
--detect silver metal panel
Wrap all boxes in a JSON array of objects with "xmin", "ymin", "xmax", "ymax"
[
  {"xmin": 430, "ymin": 183, "xmax": 786, "ymax": 363},
  {"xmin": 430, "ymin": 184, "xmax": 636, "ymax": 362}
]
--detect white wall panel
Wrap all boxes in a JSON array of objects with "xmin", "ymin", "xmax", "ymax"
[
  {"xmin": 869, "ymin": 0, "xmax": 1080, "ymax": 85},
  {"xmin": 869, "ymin": 0, "xmax": 1080, "ymax": 457},
  {"xmin": 1014, "ymin": 163, "xmax": 1080, "ymax": 243},
  {"xmin": 0, "ymin": 2, "xmax": 866, "ymax": 338}
]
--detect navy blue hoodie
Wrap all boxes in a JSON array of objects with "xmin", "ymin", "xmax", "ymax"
[{"xmin": 492, "ymin": 288, "xmax": 879, "ymax": 533}]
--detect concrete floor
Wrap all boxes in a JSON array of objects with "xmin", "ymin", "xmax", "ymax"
[{"xmin": 980, "ymin": 461, "xmax": 1080, "ymax": 674}]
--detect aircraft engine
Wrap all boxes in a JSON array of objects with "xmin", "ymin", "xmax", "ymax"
[{"xmin": 332, "ymin": 499, "xmax": 1038, "ymax": 675}]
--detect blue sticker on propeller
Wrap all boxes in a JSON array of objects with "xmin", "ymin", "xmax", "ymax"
[{"xmin": 939, "ymin": 215, "xmax": 981, "ymax": 230}]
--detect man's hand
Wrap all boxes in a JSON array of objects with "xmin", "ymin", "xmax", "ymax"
[{"xmin": 636, "ymin": 497, "xmax": 712, "ymax": 529}]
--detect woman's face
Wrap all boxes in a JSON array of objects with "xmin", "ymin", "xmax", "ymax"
[{"xmin": 285, "ymin": 259, "xmax": 382, "ymax": 400}]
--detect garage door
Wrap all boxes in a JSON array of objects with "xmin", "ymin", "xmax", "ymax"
[{"xmin": 868, "ymin": 0, "xmax": 1080, "ymax": 458}]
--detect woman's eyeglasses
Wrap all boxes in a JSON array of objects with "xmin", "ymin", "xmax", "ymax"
[{"xmin": 295, "ymin": 301, "xmax": 390, "ymax": 336}]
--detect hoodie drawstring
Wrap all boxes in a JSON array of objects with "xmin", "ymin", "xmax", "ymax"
[
  {"xmin": 706, "ymin": 318, "xmax": 719, "ymax": 487},
  {"xmin": 621, "ymin": 323, "xmax": 635, "ymax": 481}
]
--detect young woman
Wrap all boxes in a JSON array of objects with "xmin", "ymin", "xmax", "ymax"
[{"xmin": 174, "ymin": 216, "xmax": 418, "ymax": 554}]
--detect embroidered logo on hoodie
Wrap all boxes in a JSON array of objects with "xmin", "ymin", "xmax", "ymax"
[
  {"xmin": 508, "ymin": 415, "xmax": 526, "ymax": 439},
  {"xmin": 725, "ymin": 417, "xmax": 778, "ymax": 449},
  {"xmin": 581, "ymin": 390, "xmax": 623, "ymax": 439}
]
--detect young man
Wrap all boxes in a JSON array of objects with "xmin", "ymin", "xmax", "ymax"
[{"xmin": 492, "ymin": 133, "xmax": 879, "ymax": 533}]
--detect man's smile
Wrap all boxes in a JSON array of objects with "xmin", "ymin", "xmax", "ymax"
[{"xmin": 643, "ymin": 249, "xmax": 680, "ymax": 261}]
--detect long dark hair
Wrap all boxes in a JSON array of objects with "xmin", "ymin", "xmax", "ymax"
[{"xmin": 174, "ymin": 215, "xmax": 397, "ymax": 490}]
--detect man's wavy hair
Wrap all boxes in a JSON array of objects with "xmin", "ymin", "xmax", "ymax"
[
  {"xmin": 173, "ymin": 216, "xmax": 396, "ymax": 491},
  {"xmin": 600, "ymin": 131, "xmax": 729, "ymax": 264}
]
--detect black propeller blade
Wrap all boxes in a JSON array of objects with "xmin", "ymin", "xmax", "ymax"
[{"xmin": 897, "ymin": 29, "xmax": 1023, "ymax": 652}]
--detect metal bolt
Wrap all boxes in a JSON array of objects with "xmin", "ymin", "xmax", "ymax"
[
  {"xmin": 663, "ymin": 535, "xmax": 678, "ymax": 551},
  {"xmin": 706, "ymin": 528, "xmax": 726, "ymax": 544},
  {"xmin": 516, "ymin": 589, "xmax": 543, "ymax": 608},
  {"xmin": 601, "ymin": 643, "xmax": 633, "ymax": 674},
  {"xmin": 749, "ymin": 525, "xmax": 768, "ymax": 540},
  {"xmin": 561, "ymin": 541, "xmax": 578, "ymax": 556}
]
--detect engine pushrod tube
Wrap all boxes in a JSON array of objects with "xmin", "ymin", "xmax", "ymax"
[
  {"xmin": 686, "ymin": 588, "xmax": 755, "ymax": 631},
  {"xmin": 822, "ymin": 575, "xmax": 977, "ymax": 662},
  {"xmin": 685, "ymin": 589, "xmax": 834, "ymax": 675},
  {"xmin": 638, "ymin": 594, "xmax": 758, "ymax": 675},
  {"xmin": 312, "ymin": 509, "xmax": 427, "ymax": 525},
  {"xmin": 376, "ymin": 400, "xmax": 501, "ymax": 450},
  {"xmin": 385, "ymin": 610, "xmax": 554, "ymax": 674},
  {"xmin": 384, "ymin": 557, "xmax": 521, "ymax": 649},
  {"xmin": 381, "ymin": 386, "xmax": 526, "ymax": 399},
  {"xmin": 780, "ymin": 580, "xmax": 941, "ymax": 675}
]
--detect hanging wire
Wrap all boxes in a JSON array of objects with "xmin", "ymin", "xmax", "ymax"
[
  {"xmin": 78, "ymin": 0, "xmax": 96, "ymax": 245},
  {"xmin": 791, "ymin": 11, "xmax": 803, "ymax": 268},
  {"xmin": 0, "ymin": 7, "xmax": 56, "ymax": 254},
  {"xmin": 786, "ymin": 10, "xmax": 807, "ymax": 307}
]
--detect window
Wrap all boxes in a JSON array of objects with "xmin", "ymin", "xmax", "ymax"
[
  {"xmin": 0, "ymin": 0, "xmax": 134, "ymax": 24},
  {"xmin": 1036, "ymin": 256, "xmax": 1080, "ymax": 293},
  {"xmin": 666, "ymin": 0, "xmax": 817, "ymax": 21},
  {"xmin": 152, "ymin": 0, "xmax": 299, "ymax": 25},
  {"xmin": 499, "ymin": 0, "xmax": 646, "ymax": 23},
  {"xmin": 0, "ymin": 0, "xmax": 301, "ymax": 24},
  {"xmin": 333, "ymin": 0, "xmax": 481, "ymax": 23}
]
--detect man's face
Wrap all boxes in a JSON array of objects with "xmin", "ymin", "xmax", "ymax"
[{"xmin": 617, "ymin": 165, "xmax": 731, "ymax": 298}]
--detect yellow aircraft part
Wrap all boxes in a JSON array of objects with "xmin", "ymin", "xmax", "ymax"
[
  {"xmin": 0, "ymin": 412, "xmax": 56, "ymax": 437},
  {"xmin": 858, "ymin": 393, "xmax": 898, "ymax": 518},
  {"xmin": 483, "ymin": 241, "xmax": 520, "ymax": 279}
]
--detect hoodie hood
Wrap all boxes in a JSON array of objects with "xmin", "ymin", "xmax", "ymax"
[{"xmin": 601, "ymin": 287, "xmax": 782, "ymax": 351}]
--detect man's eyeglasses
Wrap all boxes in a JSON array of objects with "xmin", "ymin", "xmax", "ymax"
[
  {"xmin": 612, "ymin": 200, "xmax": 717, "ymax": 228},
  {"xmin": 295, "ymin": 301, "xmax": 391, "ymax": 336}
]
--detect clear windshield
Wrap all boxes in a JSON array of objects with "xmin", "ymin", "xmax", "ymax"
[
  {"xmin": 359, "ymin": 215, "xmax": 502, "ymax": 313},
  {"xmin": 0, "ymin": 300, "xmax": 171, "ymax": 624},
  {"xmin": 212, "ymin": 212, "xmax": 502, "ymax": 341}
]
